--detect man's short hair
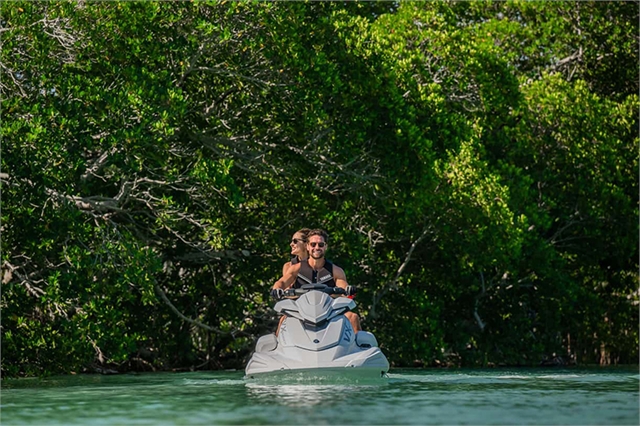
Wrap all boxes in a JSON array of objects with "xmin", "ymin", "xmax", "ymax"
[{"xmin": 308, "ymin": 229, "xmax": 328, "ymax": 243}]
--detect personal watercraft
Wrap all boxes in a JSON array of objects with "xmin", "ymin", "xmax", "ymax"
[{"xmin": 245, "ymin": 284, "xmax": 389, "ymax": 380}]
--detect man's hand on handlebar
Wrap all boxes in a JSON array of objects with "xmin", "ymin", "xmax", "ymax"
[
  {"xmin": 270, "ymin": 288, "xmax": 284, "ymax": 300},
  {"xmin": 271, "ymin": 285, "xmax": 353, "ymax": 300}
]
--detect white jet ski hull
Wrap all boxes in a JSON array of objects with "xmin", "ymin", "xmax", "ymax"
[
  {"xmin": 245, "ymin": 289, "xmax": 390, "ymax": 380},
  {"xmin": 245, "ymin": 341, "xmax": 389, "ymax": 378}
]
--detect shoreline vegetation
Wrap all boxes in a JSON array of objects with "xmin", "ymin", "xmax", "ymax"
[{"xmin": 2, "ymin": 1, "xmax": 638, "ymax": 378}]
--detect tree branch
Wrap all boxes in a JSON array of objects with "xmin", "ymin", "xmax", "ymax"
[
  {"xmin": 474, "ymin": 272, "xmax": 486, "ymax": 332},
  {"xmin": 155, "ymin": 285, "xmax": 225, "ymax": 334},
  {"xmin": 370, "ymin": 225, "xmax": 434, "ymax": 318}
]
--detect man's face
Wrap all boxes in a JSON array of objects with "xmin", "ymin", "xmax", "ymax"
[{"xmin": 307, "ymin": 235, "xmax": 327, "ymax": 260}]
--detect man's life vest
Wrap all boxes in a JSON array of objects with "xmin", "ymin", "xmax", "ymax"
[{"xmin": 294, "ymin": 259, "xmax": 336, "ymax": 288}]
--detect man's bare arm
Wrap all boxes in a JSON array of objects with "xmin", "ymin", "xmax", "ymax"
[
  {"xmin": 273, "ymin": 263, "xmax": 300, "ymax": 290},
  {"xmin": 333, "ymin": 266, "xmax": 348, "ymax": 290}
]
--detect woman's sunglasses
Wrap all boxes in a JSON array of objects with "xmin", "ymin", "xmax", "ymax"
[
  {"xmin": 291, "ymin": 238, "xmax": 305, "ymax": 244},
  {"xmin": 309, "ymin": 242, "xmax": 326, "ymax": 248}
]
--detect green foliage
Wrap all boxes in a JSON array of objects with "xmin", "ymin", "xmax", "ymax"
[{"xmin": 1, "ymin": 0, "xmax": 637, "ymax": 376}]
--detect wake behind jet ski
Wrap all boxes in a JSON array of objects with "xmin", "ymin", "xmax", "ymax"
[{"xmin": 245, "ymin": 284, "xmax": 390, "ymax": 380}]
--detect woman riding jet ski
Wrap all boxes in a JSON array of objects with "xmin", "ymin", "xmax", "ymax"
[{"xmin": 244, "ymin": 283, "xmax": 390, "ymax": 379}]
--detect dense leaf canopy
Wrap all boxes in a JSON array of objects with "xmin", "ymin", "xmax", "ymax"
[{"xmin": 1, "ymin": 0, "xmax": 637, "ymax": 376}]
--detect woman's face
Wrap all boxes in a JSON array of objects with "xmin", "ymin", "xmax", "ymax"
[{"xmin": 290, "ymin": 232, "xmax": 307, "ymax": 258}]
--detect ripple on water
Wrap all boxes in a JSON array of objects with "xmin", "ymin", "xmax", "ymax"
[
  {"xmin": 1, "ymin": 369, "xmax": 637, "ymax": 425},
  {"xmin": 182, "ymin": 378, "xmax": 246, "ymax": 386}
]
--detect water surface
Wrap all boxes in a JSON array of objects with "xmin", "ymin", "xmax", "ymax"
[{"xmin": 2, "ymin": 367, "xmax": 638, "ymax": 425}]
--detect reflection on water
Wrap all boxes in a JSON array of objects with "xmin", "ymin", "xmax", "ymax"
[
  {"xmin": 2, "ymin": 368, "xmax": 638, "ymax": 425},
  {"xmin": 247, "ymin": 383, "xmax": 339, "ymax": 407},
  {"xmin": 243, "ymin": 369, "xmax": 390, "ymax": 410},
  {"xmin": 245, "ymin": 382, "xmax": 385, "ymax": 407}
]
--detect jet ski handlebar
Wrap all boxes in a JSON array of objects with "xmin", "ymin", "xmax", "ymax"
[{"xmin": 283, "ymin": 284, "xmax": 346, "ymax": 297}]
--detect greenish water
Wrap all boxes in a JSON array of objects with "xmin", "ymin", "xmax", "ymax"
[{"xmin": 1, "ymin": 368, "xmax": 638, "ymax": 425}]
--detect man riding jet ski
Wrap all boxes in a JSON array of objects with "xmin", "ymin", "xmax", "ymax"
[
  {"xmin": 245, "ymin": 229, "xmax": 389, "ymax": 379},
  {"xmin": 271, "ymin": 229, "xmax": 361, "ymax": 334}
]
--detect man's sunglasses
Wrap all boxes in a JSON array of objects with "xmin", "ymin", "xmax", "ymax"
[
  {"xmin": 309, "ymin": 242, "xmax": 326, "ymax": 248},
  {"xmin": 291, "ymin": 238, "xmax": 305, "ymax": 244}
]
